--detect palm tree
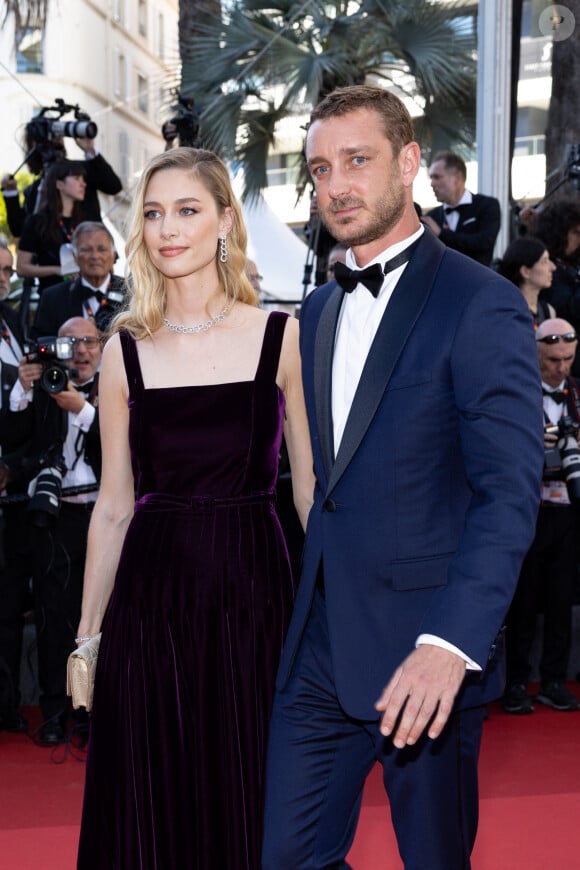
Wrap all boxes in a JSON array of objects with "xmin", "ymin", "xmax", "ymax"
[
  {"xmin": 180, "ymin": 0, "xmax": 478, "ymax": 199},
  {"xmin": 544, "ymin": 0, "xmax": 580, "ymax": 200}
]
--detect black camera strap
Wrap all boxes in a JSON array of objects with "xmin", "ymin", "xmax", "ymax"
[
  {"xmin": 566, "ymin": 377, "xmax": 580, "ymax": 422},
  {"xmin": 70, "ymin": 378, "xmax": 99, "ymax": 471}
]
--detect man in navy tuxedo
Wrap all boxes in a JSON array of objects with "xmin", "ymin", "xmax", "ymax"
[
  {"xmin": 422, "ymin": 150, "xmax": 501, "ymax": 266},
  {"xmin": 262, "ymin": 86, "xmax": 544, "ymax": 869}
]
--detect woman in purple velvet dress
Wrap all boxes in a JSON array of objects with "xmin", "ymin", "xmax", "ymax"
[{"xmin": 75, "ymin": 148, "xmax": 314, "ymax": 869}]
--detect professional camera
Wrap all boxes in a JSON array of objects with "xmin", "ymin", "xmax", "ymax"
[
  {"xmin": 26, "ymin": 99, "xmax": 98, "ymax": 162},
  {"xmin": 27, "ymin": 448, "xmax": 66, "ymax": 527},
  {"xmin": 23, "ymin": 336, "xmax": 77, "ymax": 395},
  {"xmin": 545, "ymin": 415, "xmax": 580, "ymax": 503},
  {"xmin": 161, "ymin": 93, "xmax": 201, "ymax": 148},
  {"xmin": 93, "ymin": 286, "xmax": 125, "ymax": 332}
]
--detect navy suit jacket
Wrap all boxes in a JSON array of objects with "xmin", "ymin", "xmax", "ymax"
[
  {"xmin": 277, "ymin": 230, "xmax": 544, "ymax": 720},
  {"xmin": 427, "ymin": 193, "xmax": 501, "ymax": 266}
]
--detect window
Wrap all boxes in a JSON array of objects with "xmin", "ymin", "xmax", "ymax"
[
  {"xmin": 156, "ymin": 13, "xmax": 165, "ymax": 59},
  {"xmin": 113, "ymin": 0, "xmax": 125, "ymax": 24},
  {"xmin": 137, "ymin": 74, "xmax": 149, "ymax": 114},
  {"xmin": 138, "ymin": 0, "xmax": 147, "ymax": 37},
  {"xmin": 118, "ymin": 130, "xmax": 130, "ymax": 185},
  {"xmin": 16, "ymin": 26, "xmax": 43, "ymax": 73},
  {"xmin": 114, "ymin": 50, "xmax": 126, "ymax": 98},
  {"xmin": 266, "ymin": 153, "xmax": 301, "ymax": 187}
]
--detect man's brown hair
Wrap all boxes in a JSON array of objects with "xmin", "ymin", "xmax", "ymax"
[{"xmin": 310, "ymin": 86, "xmax": 415, "ymax": 157}]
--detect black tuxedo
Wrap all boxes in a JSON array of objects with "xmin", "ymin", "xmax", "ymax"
[
  {"xmin": 0, "ymin": 358, "xmax": 32, "ymax": 715},
  {"xmin": 0, "ymin": 374, "xmax": 101, "ymax": 482},
  {"xmin": 0, "ymin": 375, "xmax": 101, "ymax": 723},
  {"xmin": 0, "ymin": 302, "xmax": 26, "ymax": 369},
  {"xmin": 506, "ymin": 375, "xmax": 580, "ymax": 689},
  {"xmin": 32, "ymin": 274, "xmax": 126, "ymax": 338},
  {"xmin": 426, "ymin": 193, "xmax": 501, "ymax": 266}
]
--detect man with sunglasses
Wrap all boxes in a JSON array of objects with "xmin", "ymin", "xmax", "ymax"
[
  {"xmin": 0, "ymin": 317, "xmax": 103, "ymax": 744},
  {"xmin": 503, "ymin": 318, "xmax": 580, "ymax": 714}
]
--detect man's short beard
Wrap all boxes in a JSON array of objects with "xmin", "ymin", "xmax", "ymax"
[{"xmin": 323, "ymin": 187, "xmax": 406, "ymax": 248}]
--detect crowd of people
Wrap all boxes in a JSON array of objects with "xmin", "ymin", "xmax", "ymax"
[{"xmin": 0, "ymin": 85, "xmax": 578, "ymax": 868}]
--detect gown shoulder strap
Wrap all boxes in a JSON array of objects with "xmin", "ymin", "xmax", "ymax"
[
  {"xmin": 254, "ymin": 311, "xmax": 290, "ymax": 384},
  {"xmin": 118, "ymin": 328, "xmax": 145, "ymax": 398}
]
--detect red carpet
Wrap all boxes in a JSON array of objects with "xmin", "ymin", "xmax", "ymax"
[{"xmin": 1, "ymin": 689, "xmax": 580, "ymax": 869}]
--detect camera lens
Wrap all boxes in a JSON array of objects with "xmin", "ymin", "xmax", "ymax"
[{"xmin": 41, "ymin": 365, "xmax": 68, "ymax": 394}]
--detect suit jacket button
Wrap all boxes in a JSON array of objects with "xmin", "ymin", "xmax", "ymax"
[{"xmin": 324, "ymin": 498, "xmax": 337, "ymax": 512}]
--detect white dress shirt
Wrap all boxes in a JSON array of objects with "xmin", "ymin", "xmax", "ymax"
[
  {"xmin": 443, "ymin": 190, "xmax": 473, "ymax": 231},
  {"xmin": 541, "ymin": 379, "xmax": 569, "ymax": 506},
  {"xmin": 331, "ymin": 226, "xmax": 479, "ymax": 671},
  {"xmin": 9, "ymin": 379, "xmax": 98, "ymax": 503}
]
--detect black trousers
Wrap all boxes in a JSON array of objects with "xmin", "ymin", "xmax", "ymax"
[
  {"xmin": 506, "ymin": 503, "xmax": 579, "ymax": 686},
  {"xmin": 0, "ymin": 502, "xmax": 33, "ymax": 710},
  {"xmin": 31, "ymin": 501, "xmax": 94, "ymax": 720}
]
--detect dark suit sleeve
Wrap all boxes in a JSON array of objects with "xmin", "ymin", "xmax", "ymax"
[
  {"xmin": 540, "ymin": 267, "xmax": 580, "ymax": 323},
  {"xmin": 85, "ymin": 154, "xmax": 122, "ymax": 196},
  {"xmin": 420, "ymin": 274, "xmax": 544, "ymax": 666},
  {"xmin": 3, "ymin": 193, "xmax": 26, "ymax": 238},
  {"xmin": 32, "ymin": 281, "xmax": 71, "ymax": 338},
  {"xmin": 438, "ymin": 197, "xmax": 501, "ymax": 259},
  {"xmin": 0, "ymin": 404, "xmax": 35, "ymax": 453}
]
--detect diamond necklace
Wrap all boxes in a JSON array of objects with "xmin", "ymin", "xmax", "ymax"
[{"xmin": 163, "ymin": 304, "xmax": 231, "ymax": 335}]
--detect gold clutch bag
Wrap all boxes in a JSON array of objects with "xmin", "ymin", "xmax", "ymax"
[{"xmin": 66, "ymin": 633, "xmax": 101, "ymax": 712}]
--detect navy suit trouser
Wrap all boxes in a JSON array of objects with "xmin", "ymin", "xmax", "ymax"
[{"xmin": 263, "ymin": 587, "xmax": 485, "ymax": 870}]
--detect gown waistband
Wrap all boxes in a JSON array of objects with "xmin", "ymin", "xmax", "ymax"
[{"xmin": 134, "ymin": 490, "xmax": 276, "ymax": 513}]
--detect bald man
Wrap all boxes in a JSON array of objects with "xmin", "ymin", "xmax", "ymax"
[{"xmin": 503, "ymin": 318, "xmax": 580, "ymax": 714}]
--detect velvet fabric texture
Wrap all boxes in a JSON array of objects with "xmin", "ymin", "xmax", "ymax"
[{"xmin": 77, "ymin": 311, "xmax": 295, "ymax": 869}]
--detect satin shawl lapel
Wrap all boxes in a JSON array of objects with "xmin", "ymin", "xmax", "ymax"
[
  {"xmin": 327, "ymin": 232, "xmax": 445, "ymax": 495},
  {"xmin": 313, "ymin": 284, "xmax": 343, "ymax": 482}
]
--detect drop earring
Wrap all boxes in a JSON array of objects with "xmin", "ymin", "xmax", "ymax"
[{"xmin": 219, "ymin": 235, "xmax": 228, "ymax": 263}]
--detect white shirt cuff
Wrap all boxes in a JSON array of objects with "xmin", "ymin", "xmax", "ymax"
[
  {"xmin": 416, "ymin": 634, "xmax": 482, "ymax": 671},
  {"xmin": 73, "ymin": 401, "xmax": 96, "ymax": 431},
  {"xmin": 9, "ymin": 380, "xmax": 32, "ymax": 410}
]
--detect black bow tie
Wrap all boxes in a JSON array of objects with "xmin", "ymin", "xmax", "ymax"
[
  {"xmin": 74, "ymin": 379, "xmax": 95, "ymax": 396},
  {"xmin": 333, "ymin": 245, "xmax": 417, "ymax": 297},
  {"xmin": 543, "ymin": 387, "xmax": 567, "ymax": 404},
  {"xmin": 81, "ymin": 285, "xmax": 106, "ymax": 303},
  {"xmin": 444, "ymin": 204, "xmax": 469, "ymax": 215}
]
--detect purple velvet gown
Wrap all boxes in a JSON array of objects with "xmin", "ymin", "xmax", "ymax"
[{"xmin": 77, "ymin": 311, "xmax": 295, "ymax": 869}]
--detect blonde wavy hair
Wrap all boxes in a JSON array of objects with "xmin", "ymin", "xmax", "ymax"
[{"xmin": 113, "ymin": 147, "xmax": 257, "ymax": 338}]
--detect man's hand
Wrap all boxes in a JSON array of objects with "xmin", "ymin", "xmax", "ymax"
[
  {"xmin": 74, "ymin": 137, "xmax": 96, "ymax": 156},
  {"xmin": 0, "ymin": 460, "xmax": 11, "ymax": 490},
  {"xmin": 18, "ymin": 357, "xmax": 42, "ymax": 392},
  {"xmin": 1, "ymin": 174, "xmax": 17, "ymax": 192},
  {"xmin": 421, "ymin": 215, "xmax": 442, "ymax": 236},
  {"xmin": 375, "ymin": 644, "xmax": 466, "ymax": 749},
  {"xmin": 52, "ymin": 380, "xmax": 85, "ymax": 414}
]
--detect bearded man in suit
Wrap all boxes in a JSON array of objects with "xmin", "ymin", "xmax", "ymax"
[
  {"xmin": 422, "ymin": 150, "xmax": 501, "ymax": 267},
  {"xmin": 262, "ymin": 86, "xmax": 544, "ymax": 870}
]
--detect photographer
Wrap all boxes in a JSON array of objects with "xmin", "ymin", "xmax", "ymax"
[
  {"xmin": 503, "ymin": 318, "xmax": 580, "ymax": 714},
  {"xmin": 533, "ymin": 198, "xmax": 580, "ymax": 374},
  {"xmin": 16, "ymin": 160, "xmax": 87, "ymax": 294},
  {"xmin": 1, "ymin": 102, "xmax": 122, "ymax": 239},
  {"xmin": 0, "ymin": 317, "xmax": 102, "ymax": 744},
  {"xmin": 32, "ymin": 221, "xmax": 125, "ymax": 337}
]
